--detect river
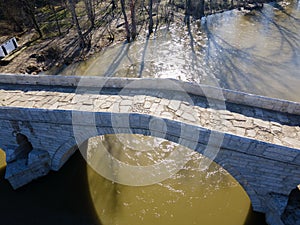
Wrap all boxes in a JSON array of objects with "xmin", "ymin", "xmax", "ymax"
[
  {"xmin": 2, "ymin": 1, "xmax": 300, "ymax": 224},
  {"xmin": 59, "ymin": 0, "xmax": 300, "ymax": 102},
  {"xmin": 0, "ymin": 134, "xmax": 266, "ymax": 225}
]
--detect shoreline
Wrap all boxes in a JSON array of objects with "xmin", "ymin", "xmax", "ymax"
[{"xmin": 0, "ymin": 2, "xmax": 270, "ymax": 76}]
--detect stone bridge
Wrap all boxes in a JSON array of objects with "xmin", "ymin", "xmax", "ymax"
[{"xmin": 0, "ymin": 74, "xmax": 300, "ymax": 223}]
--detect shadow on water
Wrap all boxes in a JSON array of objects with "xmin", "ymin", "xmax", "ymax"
[
  {"xmin": 82, "ymin": 135, "xmax": 269, "ymax": 225},
  {"xmin": 57, "ymin": 1, "xmax": 300, "ymax": 101},
  {"xmin": 198, "ymin": 3, "xmax": 300, "ymax": 100},
  {"xmin": 244, "ymin": 208, "xmax": 267, "ymax": 225},
  {"xmin": 0, "ymin": 140, "xmax": 268, "ymax": 225},
  {"xmin": 0, "ymin": 150, "xmax": 102, "ymax": 225}
]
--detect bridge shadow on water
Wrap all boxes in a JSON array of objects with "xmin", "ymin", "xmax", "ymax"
[
  {"xmin": 0, "ymin": 150, "xmax": 102, "ymax": 225},
  {"xmin": 0, "ymin": 145, "xmax": 267, "ymax": 225}
]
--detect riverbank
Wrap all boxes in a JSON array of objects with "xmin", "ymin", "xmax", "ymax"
[
  {"xmin": 0, "ymin": 0, "xmax": 137, "ymax": 75},
  {"xmin": 0, "ymin": 18, "xmax": 127, "ymax": 75},
  {"xmin": 0, "ymin": 0, "xmax": 283, "ymax": 76}
]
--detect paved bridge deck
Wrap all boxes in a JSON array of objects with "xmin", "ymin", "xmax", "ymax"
[{"xmin": 0, "ymin": 80, "xmax": 299, "ymax": 150}]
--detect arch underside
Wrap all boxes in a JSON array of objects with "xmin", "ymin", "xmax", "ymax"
[{"xmin": 53, "ymin": 112, "xmax": 262, "ymax": 211}]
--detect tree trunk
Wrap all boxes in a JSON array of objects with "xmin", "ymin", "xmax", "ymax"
[
  {"xmin": 68, "ymin": 0, "xmax": 86, "ymax": 48},
  {"xmin": 84, "ymin": 0, "xmax": 95, "ymax": 28},
  {"xmin": 111, "ymin": 0, "xmax": 116, "ymax": 10},
  {"xmin": 130, "ymin": 0, "xmax": 137, "ymax": 40},
  {"xmin": 155, "ymin": 0, "xmax": 160, "ymax": 32},
  {"xmin": 199, "ymin": 0, "xmax": 205, "ymax": 18},
  {"xmin": 184, "ymin": 0, "xmax": 191, "ymax": 24},
  {"xmin": 148, "ymin": 0, "xmax": 153, "ymax": 36},
  {"xmin": 120, "ymin": 0, "xmax": 131, "ymax": 42},
  {"xmin": 19, "ymin": 0, "xmax": 43, "ymax": 38},
  {"xmin": 32, "ymin": 13, "xmax": 43, "ymax": 38},
  {"xmin": 49, "ymin": 3, "xmax": 62, "ymax": 36}
]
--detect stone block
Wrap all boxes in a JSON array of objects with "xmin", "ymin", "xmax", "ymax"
[
  {"xmin": 287, "ymin": 104, "xmax": 297, "ymax": 114},
  {"xmin": 5, "ymin": 148, "xmax": 17, "ymax": 163},
  {"xmin": 227, "ymin": 136, "xmax": 244, "ymax": 151},
  {"xmin": 272, "ymin": 101, "xmax": 283, "ymax": 112},
  {"xmin": 166, "ymin": 120, "xmax": 181, "ymax": 137},
  {"xmin": 72, "ymin": 110, "xmax": 95, "ymax": 126},
  {"xmin": 263, "ymin": 146, "xmax": 298, "ymax": 162},
  {"xmin": 97, "ymin": 112, "xmax": 112, "ymax": 127},
  {"xmin": 265, "ymin": 193, "xmax": 288, "ymax": 225},
  {"xmin": 247, "ymin": 141, "xmax": 268, "ymax": 155},
  {"xmin": 206, "ymin": 130, "xmax": 225, "ymax": 148},
  {"xmin": 53, "ymin": 146, "xmax": 77, "ymax": 171},
  {"xmin": 28, "ymin": 150, "xmax": 50, "ymax": 165},
  {"xmin": 177, "ymin": 138, "xmax": 198, "ymax": 151},
  {"xmin": 4, "ymin": 150, "xmax": 50, "ymax": 189},
  {"xmin": 111, "ymin": 113, "xmax": 131, "ymax": 128},
  {"xmin": 129, "ymin": 113, "xmax": 141, "ymax": 128},
  {"xmin": 293, "ymin": 105, "xmax": 300, "ymax": 115},
  {"xmin": 292, "ymin": 154, "xmax": 300, "ymax": 164}
]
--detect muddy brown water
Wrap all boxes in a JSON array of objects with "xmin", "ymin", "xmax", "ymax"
[
  {"xmin": 58, "ymin": 1, "xmax": 300, "ymax": 102},
  {"xmin": 0, "ymin": 134, "xmax": 266, "ymax": 225}
]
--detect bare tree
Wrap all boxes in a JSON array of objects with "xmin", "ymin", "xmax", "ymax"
[
  {"xmin": 148, "ymin": 0, "xmax": 153, "ymax": 36},
  {"xmin": 130, "ymin": 0, "xmax": 137, "ymax": 40},
  {"xmin": 68, "ymin": 0, "xmax": 86, "ymax": 48},
  {"xmin": 120, "ymin": 0, "xmax": 138, "ymax": 42},
  {"xmin": 19, "ymin": 0, "xmax": 43, "ymax": 38},
  {"xmin": 47, "ymin": 1, "xmax": 62, "ymax": 36},
  {"xmin": 84, "ymin": 0, "xmax": 95, "ymax": 28},
  {"xmin": 120, "ymin": 0, "xmax": 131, "ymax": 42},
  {"xmin": 185, "ymin": 0, "xmax": 191, "ymax": 24},
  {"xmin": 199, "ymin": 0, "xmax": 205, "ymax": 18},
  {"xmin": 111, "ymin": 0, "xmax": 116, "ymax": 10},
  {"xmin": 185, "ymin": 0, "xmax": 205, "ymax": 20}
]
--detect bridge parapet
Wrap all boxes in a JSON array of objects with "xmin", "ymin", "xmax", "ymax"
[{"xmin": 0, "ymin": 74, "xmax": 299, "ymax": 115}]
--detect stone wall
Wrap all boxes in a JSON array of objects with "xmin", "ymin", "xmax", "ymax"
[{"xmin": 5, "ymin": 149, "xmax": 50, "ymax": 189}]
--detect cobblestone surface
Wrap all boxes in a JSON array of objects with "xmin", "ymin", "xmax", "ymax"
[{"xmin": 0, "ymin": 88, "xmax": 299, "ymax": 149}]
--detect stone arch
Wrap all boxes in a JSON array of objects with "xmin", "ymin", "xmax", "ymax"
[
  {"xmin": 51, "ymin": 137, "xmax": 77, "ymax": 171},
  {"xmin": 0, "ymin": 131, "xmax": 34, "ymax": 164},
  {"xmin": 219, "ymin": 163, "xmax": 262, "ymax": 212},
  {"xmin": 51, "ymin": 112, "xmax": 260, "ymax": 210}
]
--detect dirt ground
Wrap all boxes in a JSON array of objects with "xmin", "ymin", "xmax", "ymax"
[
  {"xmin": 0, "ymin": 22, "xmax": 127, "ymax": 75},
  {"xmin": 0, "ymin": 0, "xmax": 269, "ymax": 76},
  {"xmin": 0, "ymin": 1, "xmax": 187, "ymax": 76}
]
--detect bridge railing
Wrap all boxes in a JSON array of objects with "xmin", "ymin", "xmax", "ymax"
[{"xmin": 0, "ymin": 74, "xmax": 299, "ymax": 115}]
